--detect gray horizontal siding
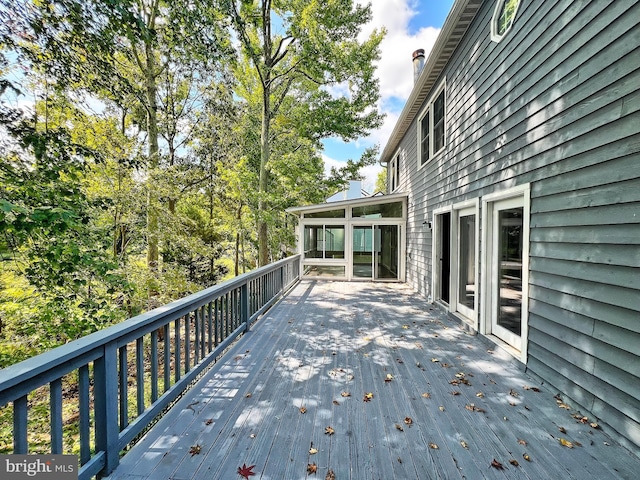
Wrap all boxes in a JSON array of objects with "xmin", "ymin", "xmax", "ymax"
[{"xmin": 394, "ymin": 0, "xmax": 640, "ymax": 451}]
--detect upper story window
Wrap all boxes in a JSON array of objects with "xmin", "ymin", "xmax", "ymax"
[
  {"xmin": 491, "ymin": 0, "xmax": 521, "ymax": 42},
  {"xmin": 389, "ymin": 151, "xmax": 400, "ymax": 192},
  {"xmin": 417, "ymin": 79, "xmax": 446, "ymax": 169}
]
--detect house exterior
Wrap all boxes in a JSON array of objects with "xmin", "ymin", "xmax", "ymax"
[{"xmin": 378, "ymin": 0, "xmax": 640, "ymax": 452}]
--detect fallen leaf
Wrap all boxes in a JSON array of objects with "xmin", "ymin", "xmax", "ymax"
[
  {"xmin": 299, "ymin": 406, "xmax": 307, "ymax": 414},
  {"xmin": 422, "ymin": 392, "xmax": 431, "ymax": 399},
  {"xmin": 325, "ymin": 469, "xmax": 335, "ymax": 480},
  {"xmin": 205, "ymin": 419, "xmax": 213, "ymax": 425},
  {"xmin": 577, "ymin": 416, "xmax": 589, "ymax": 424},
  {"xmin": 465, "ymin": 404, "xmax": 486, "ymax": 413},
  {"xmin": 487, "ymin": 349, "xmax": 494, "ymax": 354},
  {"xmin": 325, "ymin": 426, "xmax": 335, "ymax": 435},
  {"xmin": 189, "ymin": 445, "xmax": 201, "ymax": 456},
  {"xmin": 455, "ymin": 372, "xmax": 465, "ymax": 379},
  {"xmin": 559, "ymin": 427, "xmax": 567, "ymax": 434},
  {"xmin": 518, "ymin": 439, "xmax": 527, "ymax": 446},
  {"xmin": 397, "ymin": 457, "xmax": 402, "ymax": 463},
  {"xmin": 363, "ymin": 392, "xmax": 374, "ymax": 402},
  {"xmin": 439, "ymin": 406, "xmax": 445, "ymax": 412},
  {"xmin": 509, "ymin": 389, "xmax": 519, "ymax": 397},
  {"xmin": 441, "ymin": 363, "xmax": 451, "ymax": 368},
  {"xmin": 385, "ymin": 374, "xmax": 394, "ymax": 382},
  {"xmin": 237, "ymin": 463, "xmax": 256, "ymax": 479},
  {"xmin": 523, "ymin": 453, "xmax": 531, "ymax": 461},
  {"xmin": 524, "ymin": 405, "xmax": 531, "ymax": 410},
  {"xmin": 590, "ymin": 422, "xmax": 599, "ymax": 429},
  {"xmin": 490, "ymin": 459, "xmax": 504, "ymax": 470},
  {"xmin": 522, "ymin": 385, "xmax": 540, "ymax": 392},
  {"xmin": 431, "ymin": 358, "xmax": 439, "ymax": 363},
  {"xmin": 489, "ymin": 379, "xmax": 497, "ymax": 385},
  {"xmin": 396, "ymin": 358, "xmax": 404, "ymax": 364},
  {"xmin": 509, "ymin": 459, "xmax": 519, "ymax": 467},
  {"xmin": 559, "ymin": 438, "xmax": 573, "ymax": 448},
  {"xmin": 309, "ymin": 447, "xmax": 318, "ymax": 455},
  {"xmin": 341, "ymin": 391, "xmax": 351, "ymax": 397},
  {"xmin": 402, "ymin": 325, "xmax": 409, "ymax": 329},
  {"xmin": 450, "ymin": 391, "xmax": 461, "ymax": 396},
  {"xmin": 249, "ymin": 433, "xmax": 256, "ymax": 439},
  {"xmin": 558, "ymin": 403, "xmax": 571, "ymax": 410},
  {"xmin": 245, "ymin": 393, "xmax": 252, "ymax": 398},
  {"xmin": 395, "ymin": 423, "xmax": 404, "ymax": 431},
  {"xmin": 476, "ymin": 392, "xmax": 484, "ymax": 398},
  {"xmin": 333, "ymin": 400, "xmax": 340, "ymax": 406},
  {"xmin": 428, "ymin": 442, "xmax": 439, "ymax": 449},
  {"xmin": 460, "ymin": 440, "xmax": 468, "ymax": 449},
  {"xmin": 509, "ymin": 402, "xmax": 516, "ymax": 406},
  {"xmin": 307, "ymin": 463, "xmax": 318, "ymax": 474},
  {"xmin": 404, "ymin": 416, "xmax": 413, "ymax": 425}
]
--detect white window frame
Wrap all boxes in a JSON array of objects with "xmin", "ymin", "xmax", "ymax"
[
  {"xmin": 417, "ymin": 79, "xmax": 447, "ymax": 170},
  {"xmin": 491, "ymin": 0, "xmax": 521, "ymax": 43},
  {"xmin": 389, "ymin": 150, "xmax": 400, "ymax": 193},
  {"xmin": 480, "ymin": 183, "xmax": 530, "ymax": 364}
]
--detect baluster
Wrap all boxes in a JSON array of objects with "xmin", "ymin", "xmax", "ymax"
[
  {"xmin": 50, "ymin": 378, "xmax": 63, "ymax": 454},
  {"xmin": 163, "ymin": 324, "xmax": 171, "ymax": 393},
  {"xmin": 79, "ymin": 364, "xmax": 91, "ymax": 465},
  {"xmin": 13, "ymin": 395, "xmax": 28, "ymax": 454},
  {"xmin": 194, "ymin": 308, "xmax": 200, "ymax": 364},
  {"xmin": 94, "ymin": 342, "xmax": 120, "ymax": 475},
  {"xmin": 151, "ymin": 330, "xmax": 158, "ymax": 403},
  {"xmin": 185, "ymin": 314, "xmax": 191, "ymax": 373},
  {"xmin": 119, "ymin": 346, "xmax": 128, "ymax": 429},
  {"xmin": 201, "ymin": 306, "xmax": 207, "ymax": 358},
  {"xmin": 207, "ymin": 302, "xmax": 213, "ymax": 352},
  {"xmin": 136, "ymin": 337, "xmax": 144, "ymax": 415},
  {"xmin": 174, "ymin": 318, "xmax": 181, "ymax": 382}
]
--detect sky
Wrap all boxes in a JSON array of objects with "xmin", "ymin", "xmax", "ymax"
[{"xmin": 322, "ymin": 0, "xmax": 455, "ymax": 193}]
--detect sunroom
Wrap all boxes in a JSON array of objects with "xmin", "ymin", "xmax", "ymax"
[{"xmin": 286, "ymin": 193, "xmax": 407, "ymax": 281}]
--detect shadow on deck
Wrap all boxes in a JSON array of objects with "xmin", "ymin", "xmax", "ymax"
[{"xmin": 107, "ymin": 281, "xmax": 640, "ymax": 479}]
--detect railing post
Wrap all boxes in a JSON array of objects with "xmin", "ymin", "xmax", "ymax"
[
  {"xmin": 241, "ymin": 282, "xmax": 250, "ymax": 332},
  {"xmin": 94, "ymin": 341, "xmax": 120, "ymax": 476}
]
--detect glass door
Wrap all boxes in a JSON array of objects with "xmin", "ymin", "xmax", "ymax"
[
  {"xmin": 456, "ymin": 209, "xmax": 476, "ymax": 319},
  {"xmin": 352, "ymin": 225, "xmax": 399, "ymax": 280},
  {"xmin": 490, "ymin": 197, "xmax": 524, "ymax": 349}
]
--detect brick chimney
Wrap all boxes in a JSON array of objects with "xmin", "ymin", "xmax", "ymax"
[{"xmin": 412, "ymin": 49, "xmax": 425, "ymax": 84}]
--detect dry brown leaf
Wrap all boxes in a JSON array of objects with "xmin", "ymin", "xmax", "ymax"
[
  {"xmin": 341, "ymin": 391, "xmax": 351, "ymax": 397},
  {"xmin": 509, "ymin": 459, "xmax": 519, "ymax": 467},
  {"xmin": 509, "ymin": 389, "xmax": 519, "ymax": 397},
  {"xmin": 307, "ymin": 463, "xmax": 318, "ymax": 474},
  {"xmin": 559, "ymin": 438, "xmax": 573, "ymax": 448},
  {"xmin": 490, "ymin": 459, "xmax": 504, "ymax": 470},
  {"xmin": 559, "ymin": 427, "xmax": 567, "ymax": 434},
  {"xmin": 189, "ymin": 444, "xmax": 201, "ymax": 456},
  {"xmin": 590, "ymin": 422, "xmax": 599, "ymax": 429},
  {"xmin": 460, "ymin": 440, "xmax": 468, "ymax": 449},
  {"xmin": 325, "ymin": 469, "xmax": 335, "ymax": 480},
  {"xmin": 450, "ymin": 391, "xmax": 461, "ymax": 396},
  {"xmin": 385, "ymin": 374, "xmax": 394, "ymax": 382},
  {"xmin": 518, "ymin": 439, "xmax": 527, "ymax": 446},
  {"xmin": 465, "ymin": 404, "xmax": 486, "ymax": 413},
  {"xmin": 441, "ymin": 363, "xmax": 451, "ymax": 368},
  {"xmin": 299, "ymin": 406, "xmax": 307, "ymax": 414},
  {"xmin": 395, "ymin": 423, "xmax": 404, "ymax": 431},
  {"xmin": 428, "ymin": 442, "xmax": 439, "ymax": 449},
  {"xmin": 558, "ymin": 403, "xmax": 571, "ymax": 410},
  {"xmin": 476, "ymin": 392, "xmax": 484, "ymax": 398},
  {"xmin": 245, "ymin": 393, "xmax": 252, "ymax": 398},
  {"xmin": 324, "ymin": 426, "xmax": 335, "ymax": 435},
  {"xmin": 363, "ymin": 392, "xmax": 374, "ymax": 402},
  {"xmin": 205, "ymin": 418, "xmax": 213, "ymax": 425},
  {"xmin": 421, "ymin": 392, "xmax": 431, "ymax": 399},
  {"xmin": 439, "ymin": 406, "xmax": 445, "ymax": 412},
  {"xmin": 509, "ymin": 402, "xmax": 516, "ymax": 406},
  {"xmin": 333, "ymin": 400, "xmax": 340, "ymax": 406},
  {"xmin": 523, "ymin": 453, "xmax": 531, "ymax": 462},
  {"xmin": 431, "ymin": 358, "xmax": 439, "ymax": 363},
  {"xmin": 404, "ymin": 416, "xmax": 413, "ymax": 425},
  {"xmin": 577, "ymin": 416, "xmax": 589, "ymax": 424},
  {"xmin": 309, "ymin": 447, "xmax": 318, "ymax": 455}
]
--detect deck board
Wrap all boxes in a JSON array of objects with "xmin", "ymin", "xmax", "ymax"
[{"xmin": 106, "ymin": 281, "xmax": 640, "ymax": 480}]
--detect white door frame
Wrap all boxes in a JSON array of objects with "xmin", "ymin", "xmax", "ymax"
[
  {"xmin": 450, "ymin": 199, "xmax": 480, "ymax": 327},
  {"xmin": 481, "ymin": 184, "xmax": 530, "ymax": 363},
  {"xmin": 431, "ymin": 206, "xmax": 452, "ymax": 306}
]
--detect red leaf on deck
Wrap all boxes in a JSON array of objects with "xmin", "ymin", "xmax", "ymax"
[
  {"xmin": 237, "ymin": 463, "xmax": 256, "ymax": 479},
  {"xmin": 491, "ymin": 459, "xmax": 504, "ymax": 470}
]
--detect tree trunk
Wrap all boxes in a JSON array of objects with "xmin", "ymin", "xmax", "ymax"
[
  {"xmin": 145, "ymin": 40, "xmax": 160, "ymax": 271},
  {"xmin": 258, "ymin": 78, "xmax": 270, "ymax": 266}
]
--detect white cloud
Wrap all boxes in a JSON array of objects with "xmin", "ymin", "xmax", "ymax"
[
  {"xmin": 322, "ymin": 153, "xmax": 382, "ymax": 195},
  {"xmin": 340, "ymin": 1, "xmax": 443, "ymax": 152}
]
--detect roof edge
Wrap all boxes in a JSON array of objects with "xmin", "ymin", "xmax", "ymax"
[{"xmin": 286, "ymin": 192, "xmax": 408, "ymax": 215}]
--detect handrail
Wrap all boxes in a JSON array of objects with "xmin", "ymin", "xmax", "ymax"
[{"xmin": 0, "ymin": 255, "xmax": 301, "ymax": 479}]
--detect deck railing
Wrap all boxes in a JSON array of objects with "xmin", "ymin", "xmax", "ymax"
[{"xmin": 0, "ymin": 255, "xmax": 300, "ymax": 479}]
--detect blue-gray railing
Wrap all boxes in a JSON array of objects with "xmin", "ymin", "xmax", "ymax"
[{"xmin": 0, "ymin": 255, "xmax": 300, "ymax": 479}]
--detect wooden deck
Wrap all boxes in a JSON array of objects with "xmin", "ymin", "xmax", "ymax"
[{"xmin": 106, "ymin": 281, "xmax": 640, "ymax": 479}]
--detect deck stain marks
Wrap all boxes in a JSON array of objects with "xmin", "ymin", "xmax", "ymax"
[{"xmin": 105, "ymin": 281, "xmax": 640, "ymax": 480}]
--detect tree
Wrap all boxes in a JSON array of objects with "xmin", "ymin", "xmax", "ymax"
[
  {"xmin": 225, "ymin": 0, "xmax": 385, "ymax": 265},
  {"xmin": 375, "ymin": 168, "xmax": 387, "ymax": 194}
]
